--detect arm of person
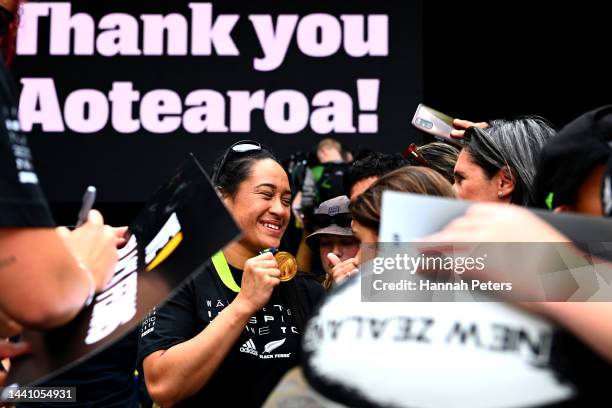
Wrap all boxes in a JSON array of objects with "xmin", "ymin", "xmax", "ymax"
[
  {"xmin": 0, "ymin": 210, "xmax": 118, "ymax": 328},
  {"xmin": 420, "ymin": 203, "xmax": 612, "ymax": 363},
  {"xmin": 531, "ymin": 302, "xmax": 612, "ymax": 364},
  {"xmin": 142, "ymin": 253, "xmax": 280, "ymax": 407},
  {"xmin": 0, "ymin": 227, "xmax": 94, "ymax": 328}
]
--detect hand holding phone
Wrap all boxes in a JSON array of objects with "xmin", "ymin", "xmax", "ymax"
[
  {"xmin": 76, "ymin": 186, "xmax": 97, "ymax": 227},
  {"xmin": 412, "ymin": 104, "xmax": 489, "ymax": 145},
  {"xmin": 412, "ymin": 104, "xmax": 456, "ymax": 143},
  {"xmin": 450, "ymin": 118, "xmax": 489, "ymax": 139}
]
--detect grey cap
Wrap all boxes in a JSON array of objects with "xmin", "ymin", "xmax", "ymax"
[{"xmin": 306, "ymin": 195, "xmax": 354, "ymax": 250}]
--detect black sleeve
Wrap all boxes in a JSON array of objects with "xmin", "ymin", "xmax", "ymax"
[
  {"xmin": 297, "ymin": 273, "xmax": 326, "ymax": 314},
  {"xmin": 303, "ymin": 274, "xmax": 326, "ymax": 315},
  {"xmin": 0, "ymin": 63, "xmax": 53, "ymax": 227},
  {"xmin": 137, "ymin": 277, "xmax": 199, "ymax": 365}
]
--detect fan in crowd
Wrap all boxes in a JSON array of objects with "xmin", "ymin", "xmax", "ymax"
[{"xmin": 304, "ymin": 196, "xmax": 359, "ymax": 290}]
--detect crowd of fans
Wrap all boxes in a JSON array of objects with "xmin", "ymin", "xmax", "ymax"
[
  {"xmin": 3, "ymin": 0, "xmax": 612, "ymax": 406},
  {"xmin": 5, "ymin": 103, "xmax": 612, "ymax": 407},
  {"xmin": 143, "ymin": 109, "xmax": 612, "ymax": 407}
]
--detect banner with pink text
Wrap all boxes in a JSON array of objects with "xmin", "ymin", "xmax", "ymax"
[{"xmin": 13, "ymin": 1, "xmax": 422, "ymax": 201}]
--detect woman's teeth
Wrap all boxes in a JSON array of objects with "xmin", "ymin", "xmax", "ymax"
[{"xmin": 261, "ymin": 222, "xmax": 280, "ymax": 230}]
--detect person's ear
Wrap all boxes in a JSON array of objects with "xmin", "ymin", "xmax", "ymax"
[
  {"xmin": 217, "ymin": 187, "xmax": 233, "ymax": 209},
  {"xmin": 495, "ymin": 166, "xmax": 515, "ymax": 200}
]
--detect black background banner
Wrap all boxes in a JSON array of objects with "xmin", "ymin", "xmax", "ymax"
[{"xmin": 13, "ymin": 0, "xmax": 423, "ymax": 203}]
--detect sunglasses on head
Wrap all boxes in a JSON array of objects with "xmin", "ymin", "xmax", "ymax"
[
  {"xmin": 312, "ymin": 213, "xmax": 352, "ymax": 229},
  {"xmin": 403, "ymin": 143, "xmax": 429, "ymax": 166},
  {"xmin": 212, "ymin": 140, "xmax": 262, "ymax": 183}
]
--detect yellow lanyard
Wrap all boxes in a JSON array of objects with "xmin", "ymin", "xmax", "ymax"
[{"xmin": 211, "ymin": 251, "xmax": 241, "ymax": 293}]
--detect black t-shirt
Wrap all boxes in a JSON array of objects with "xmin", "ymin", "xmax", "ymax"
[
  {"xmin": 21, "ymin": 330, "xmax": 140, "ymax": 408},
  {"xmin": 138, "ymin": 260, "xmax": 324, "ymax": 407},
  {"xmin": 317, "ymin": 161, "xmax": 350, "ymax": 204},
  {"xmin": 0, "ymin": 57, "xmax": 53, "ymax": 227}
]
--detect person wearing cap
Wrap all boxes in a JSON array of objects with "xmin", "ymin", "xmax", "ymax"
[
  {"xmin": 305, "ymin": 196, "xmax": 359, "ymax": 289},
  {"xmin": 534, "ymin": 105, "xmax": 612, "ymax": 215}
]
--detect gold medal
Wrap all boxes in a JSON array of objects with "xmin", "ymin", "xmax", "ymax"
[{"xmin": 275, "ymin": 251, "xmax": 298, "ymax": 282}]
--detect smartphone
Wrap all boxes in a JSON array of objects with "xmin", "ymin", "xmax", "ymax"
[{"xmin": 411, "ymin": 104, "xmax": 458, "ymax": 144}]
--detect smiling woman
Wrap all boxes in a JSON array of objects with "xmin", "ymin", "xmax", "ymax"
[{"xmin": 138, "ymin": 141, "xmax": 324, "ymax": 408}]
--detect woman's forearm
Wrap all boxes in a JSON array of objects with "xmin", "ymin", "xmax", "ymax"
[
  {"xmin": 540, "ymin": 302, "xmax": 612, "ymax": 363},
  {"xmin": 143, "ymin": 298, "xmax": 253, "ymax": 407}
]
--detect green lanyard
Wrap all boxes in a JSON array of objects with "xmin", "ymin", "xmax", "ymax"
[{"xmin": 211, "ymin": 251, "xmax": 241, "ymax": 293}]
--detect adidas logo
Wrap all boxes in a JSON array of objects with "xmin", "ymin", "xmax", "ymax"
[{"xmin": 239, "ymin": 338, "xmax": 258, "ymax": 356}]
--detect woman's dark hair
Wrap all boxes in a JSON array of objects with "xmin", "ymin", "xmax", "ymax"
[
  {"xmin": 343, "ymin": 152, "xmax": 410, "ymax": 196},
  {"xmin": 211, "ymin": 147, "xmax": 280, "ymax": 196},
  {"xmin": 463, "ymin": 116, "xmax": 556, "ymax": 206},
  {"xmin": 414, "ymin": 142, "xmax": 460, "ymax": 185},
  {"xmin": 350, "ymin": 166, "xmax": 455, "ymax": 232}
]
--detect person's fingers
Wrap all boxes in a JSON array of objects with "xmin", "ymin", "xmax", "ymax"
[
  {"xmin": 345, "ymin": 268, "xmax": 358, "ymax": 278},
  {"xmin": 338, "ymin": 258, "xmax": 357, "ymax": 271},
  {"xmin": 332, "ymin": 260, "xmax": 357, "ymax": 281},
  {"xmin": 0, "ymin": 308, "xmax": 22, "ymax": 338},
  {"xmin": 450, "ymin": 129, "xmax": 465, "ymax": 139},
  {"xmin": 0, "ymin": 341, "xmax": 31, "ymax": 359},
  {"xmin": 86, "ymin": 209, "xmax": 104, "ymax": 225},
  {"xmin": 332, "ymin": 263, "xmax": 351, "ymax": 276},
  {"xmin": 55, "ymin": 226, "xmax": 70, "ymax": 238},
  {"xmin": 103, "ymin": 224, "xmax": 115, "ymax": 237},
  {"xmin": 256, "ymin": 252, "xmax": 275, "ymax": 261},
  {"xmin": 453, "ymin": 118, "xmax": 473, "ymax": 129},
  {"xmin": 327, "ymin": 253, "xmax": 341, "ymax": 266},
  {"xmin": 451, "ymin": 119, "xmax": 488, "ymax": 139},
  {"xmin": 454, "ymin": 118, "xmax": 488, "ymax": 129},
  {"xmin": 115, "ymin": 237, "xmax": 127, "ymax": 249},
  {"xmin": 112, "ymin": 226, "xmax": 128, "ymax": 239},
  {"xmin": 253, "ymin": 260, "xmax": 279, "ymax": 270},
  {"xmin": 262, "ymin": 268, "xmax": 281, "ymax": 278},
  {"xmin": 0, "ymin": 320, "xmax": 22, "ymax": 338}
]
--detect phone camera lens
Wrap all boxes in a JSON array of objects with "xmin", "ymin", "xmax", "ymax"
[{"xmin": 417, "ymin": 118, "xmax": 434, "ymax": 129}]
